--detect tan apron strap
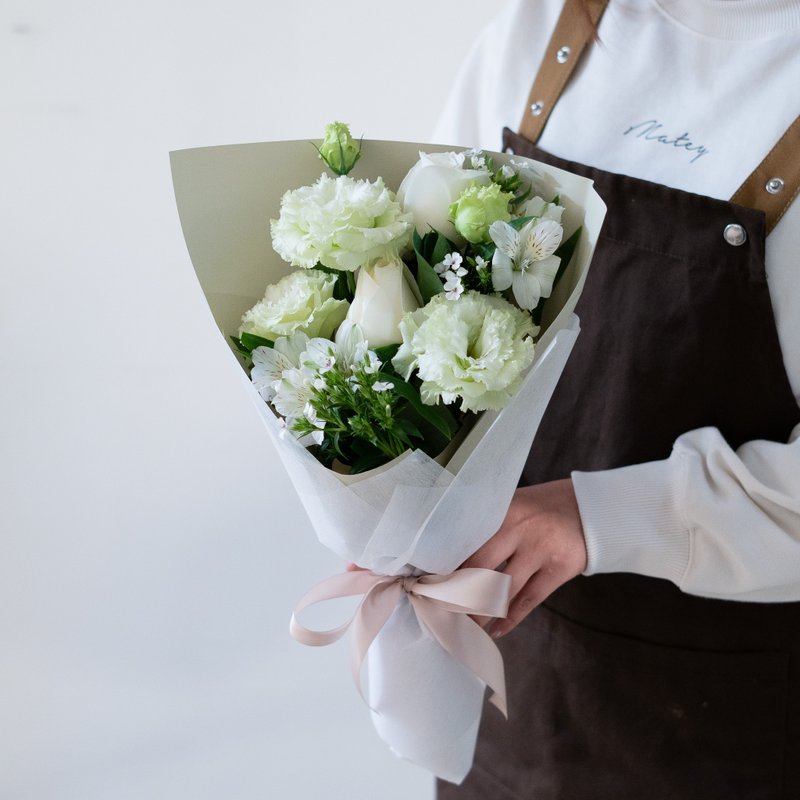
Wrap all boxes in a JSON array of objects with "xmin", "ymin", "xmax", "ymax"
[
  {"xmin": 518, "ymin": 0, "xmax": 610, "ymax": 144},
  {"xmin": 519, "ymin": 1, "xmax": 798, "ymax": 231},
  {"xmin": 730, "ymin": 115, "xmax": 800, "ymax": 233}
]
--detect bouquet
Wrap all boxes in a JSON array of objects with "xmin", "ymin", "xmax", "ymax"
[{"xmin": 170, "ymin": 123, "xmax": 606, "ymax": 783}]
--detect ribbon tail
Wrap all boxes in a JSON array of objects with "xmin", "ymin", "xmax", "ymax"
[
  {"xmin": 349, "ymin": 581, "xmax": 404, "ymax": 705},
  {"xmin": 413, "ymin": 600, "xmax": 508, "ymax": 719}
]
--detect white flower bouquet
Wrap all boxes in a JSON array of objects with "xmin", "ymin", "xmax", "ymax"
[{"xmin": 170, "ymin": 125, "xmax": 606, "ymax": 783}]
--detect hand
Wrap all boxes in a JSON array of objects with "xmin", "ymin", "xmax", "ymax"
[{"xmin": 461, "ymin": 478, "xmax": 587, "ymax": 638}]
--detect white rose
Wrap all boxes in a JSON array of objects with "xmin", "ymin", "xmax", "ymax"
[
  {"xmin": 397, "ymin": 151, "xmax": 492, "ymax": 242},
  {"xmin": 521, "ymin": 195, "xmax": 565, "ymax": 223},
  {"xmin": 345, "ymin": 257, "xmax": 422, "ymax": 348}
]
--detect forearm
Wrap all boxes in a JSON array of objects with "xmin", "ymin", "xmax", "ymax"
[{"xmin": 574, "ymin": 423, "xmax": 800, "ymax": 602}]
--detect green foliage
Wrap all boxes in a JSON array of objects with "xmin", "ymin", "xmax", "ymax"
[
  {"xmin": 230, "ymin": 332, "xmax": 274, "ymax": 363},
  {"xmin": 532, "ymin": 225, "xmax": 583, "ymax": 326},
  {"xmin": 412, "ymin": 229, "xmax": 453, "ymax": 302}
]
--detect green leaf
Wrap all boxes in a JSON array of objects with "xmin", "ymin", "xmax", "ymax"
[
  {"xmin": 471, "ymin": 242, "xmax": 495, "ymax": 263},
  {"xmin": 532, "ymin": 226, "xmax": 583, "ymax": 326},
  {"xmin": 554, "ymin": 225, "xmax": 582, "ymax": 287},
  {"xmin": 413, "ymin": 230, "xmax": 459, "ymax": 303},
  {"xmin": 415, "ymin": 255, "xmax": 445, "ymax": 303},
  {"xmin": 374, "ymin": 343, "xmax": 400, "ymax": 366},
  {"xmin": 395, "ymin": 417, "xmax": 423, "ymax": 441},
  {"xmin": 240, "ymin": 332, "xmax": 274, "ymax": 352},
  {"xmin": 229, "ymin": 335, "xmax": 250, "ymax": 356},
  {"xmin": 350, "ymin": 450, "xmax": 391, "ymax": 474},
  {"xmin": 380, "ymin": 374, "xmax": 460, "ymax": 440},
  {"xmin": 508, "ymin": 215, "xmax": 534, "ymax": 231}
]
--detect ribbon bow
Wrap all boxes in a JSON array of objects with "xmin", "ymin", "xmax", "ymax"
[{"xmin": 289, "ymin": 567, "xmax": 511, "ymax": 717}]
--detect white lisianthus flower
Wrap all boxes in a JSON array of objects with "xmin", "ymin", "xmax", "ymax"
[
  {"xmin": 392, "ymin": 292, "xmax": 536, "ymax": 413},
  {"xmin": 521, "ymin": 195, "xmax": 565, "ymax": 223},
  {"xmin": 397, "ymin": 150, "xmax": 492, "ymax": 242},
  {"xmin": 345, "ymin": 257, "xmax": 422, "ymax": 348},
  {"xmin": 270, "ymin": 174, "xmax": 413, "ymax": 272},
  {"xmin": 489, "ymin": 218, "xmax": 563, "ymax": 311},
  {"xmin": 239, "ymin": 269, "xmax": 349, "ymax": 342}
]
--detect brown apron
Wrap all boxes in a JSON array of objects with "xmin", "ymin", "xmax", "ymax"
[{"xmin": 438, "ymin": 1, "xmax": 800, "ymax": 798}]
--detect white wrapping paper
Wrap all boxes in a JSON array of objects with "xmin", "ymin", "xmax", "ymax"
[{"xmin": 170, "ymin": 139, "xmax": 606, "ymax": 783}]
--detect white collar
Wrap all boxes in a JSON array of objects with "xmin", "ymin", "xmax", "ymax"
[{"xmin": 653, "ymin": 0, "xmax": 800, "ymax": 40}]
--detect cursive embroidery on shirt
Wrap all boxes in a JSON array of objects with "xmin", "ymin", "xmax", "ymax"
[{"xmin": 623, "ymin": 119, "xmax": 709, "ymax": 164}]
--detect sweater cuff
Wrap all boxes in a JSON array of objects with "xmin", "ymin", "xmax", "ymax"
[{"xmin": 571, "ymin": 457, "xmax": 692, "ymax": 586}]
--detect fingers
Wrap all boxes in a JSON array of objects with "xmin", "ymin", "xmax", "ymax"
[
  {"xmin": 489, "ymin": 566, "xmax": 566, "ymax": 638},
  {"xmin": 460, "ymin": 527, "xmax": 516, "ymax": 571}
]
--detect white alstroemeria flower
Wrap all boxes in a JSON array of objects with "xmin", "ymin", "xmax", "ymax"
[
  {"xmin": 250, "ymin": 333, "xmax": 310, "ymax": 402},
  {"xmin": 489, "ymin": 218, "xmax": 563, "ymax": 311},
  {"xmin": 302, "ymin": 403, "xmax": 326, "ymax": 446},
  {"xmin": 303, "ymin": 322, "xmax": 382, "ymax": 378},
  {"xmin": 301, "ymin": 337, "xmax": 341, "ymax": 376},
  {"xmin": 272, "ymin": 366, "xmax": 316, "ymax": 428}
]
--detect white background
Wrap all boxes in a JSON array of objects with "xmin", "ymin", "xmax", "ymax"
[{"xmin": 0, "ymin": 2, "xmax": 498, "ymax": 798}]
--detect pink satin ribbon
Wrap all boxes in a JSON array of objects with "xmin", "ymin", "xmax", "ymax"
[{"xmin": 289, "ymin": 568, "xmax": 511, "ymax": 718}]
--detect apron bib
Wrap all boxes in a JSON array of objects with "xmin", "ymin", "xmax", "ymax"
[{"xmin": 439, "ymin": 2, "xmax": 800, "ymax": 798}]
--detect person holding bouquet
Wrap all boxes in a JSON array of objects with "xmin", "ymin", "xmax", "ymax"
[{"xmin": 433, "ymin": 0, "xmax": 800, "ymax": 797}]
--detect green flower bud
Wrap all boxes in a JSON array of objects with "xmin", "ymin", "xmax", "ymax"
[
  {"xmin": 448, "ymin": 183, "xmax": 513, "ymax": 244},
  {"xmin": 317, "ymin": 121, "xmax": 361, "ymax": 176}
]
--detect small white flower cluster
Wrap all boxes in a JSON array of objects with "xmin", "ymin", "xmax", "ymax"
[{"xmin": 434, "ymin": 252, "xmax": 468, "ymax": 301}]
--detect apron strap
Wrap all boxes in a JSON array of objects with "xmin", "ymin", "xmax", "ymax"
[
  {"xmin": 518, "ymin": 0, "xmax": 799, "ymax": 233},
  {"xmin": 731, "ymin": 115, "xmax": 800, "ymax": 233},
  {"xmin": 517, "ymin": 0, "xmax": 609, "ymax": 145}
]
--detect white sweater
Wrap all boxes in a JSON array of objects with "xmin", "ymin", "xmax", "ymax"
[{"xmin": 433, "ymin": 0, "xmax": 800, "ymax": 602}]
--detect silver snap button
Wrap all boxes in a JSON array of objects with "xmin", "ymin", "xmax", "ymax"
[
  {"xmin": 556, "ymin": 46, "xmax": 571, "ymax": 63},
  {"xmin": 530, "ymin": 101, "xmax": 544, "ymax": 116},
  {"xmin": 723, "ymin": 223, "xmax": 747, "ymax": 246},
  {"xmin": 504, "ymin": 146, "xmax": 515, "ymax": 155},
  {"xmin": 765, "ymin": 177, "xmax": 785, "ymax": 194}
]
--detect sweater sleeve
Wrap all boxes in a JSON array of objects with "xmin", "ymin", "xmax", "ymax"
[{"xmin": 572, "ymin": 422, "xmax": 800, "ymax": 602}]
